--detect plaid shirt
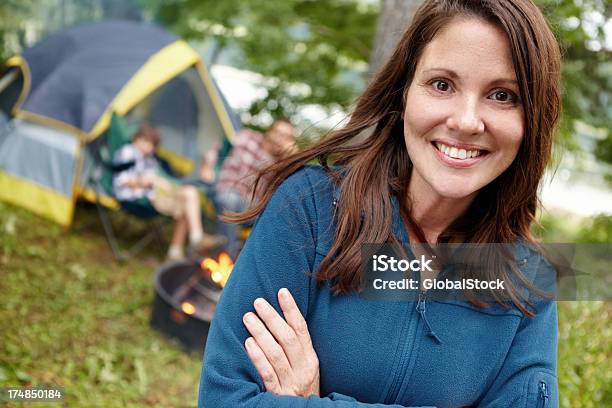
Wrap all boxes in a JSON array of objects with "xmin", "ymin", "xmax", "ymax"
[{"xmin": 216, "ymin": 129, "xmax": 273, "ymax": 203}]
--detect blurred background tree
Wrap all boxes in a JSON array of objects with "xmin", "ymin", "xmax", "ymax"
[
  {"xmin": 145, "ymin": 0, "xmax": 378, "ymax": 124},
  {"xmin": 538, "ymin": 0, "xmax": 612, "ymax": 188},
  {"xmin": 368, "ymin": 0, "xmax": 420, "ymax": 77},
  {"xmin": 540, "ymin": 0, "xmax": 611, "ymax": 137},
  {"xmin": 0, "ymin": 0, "xmax": 37, "ymax": 64}
]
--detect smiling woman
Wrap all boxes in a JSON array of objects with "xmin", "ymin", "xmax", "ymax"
[
  {"xmin": 403, "ymin": 17, "xmax": 526, "ymax": 228},
  {"xmin": 198, "ymin": 0, "xmax": 562, "ymax": 407}
]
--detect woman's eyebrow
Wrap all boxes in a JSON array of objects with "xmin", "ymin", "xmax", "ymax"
[
  {"xmin": 422, "ymin": 67, "xmax": 518, "ymax": 86},
  {"xmin": 489, "ymin": 78, "xmax": 519, "ymax": 87},
  {"xmin": 423, "ymin": 67, "xmax": 460, "ymax": 79}
]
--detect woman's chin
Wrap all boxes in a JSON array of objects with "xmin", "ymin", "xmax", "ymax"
[{"xmin": 430, "ymin": 181, "xmax": 480, "ymax": 200}]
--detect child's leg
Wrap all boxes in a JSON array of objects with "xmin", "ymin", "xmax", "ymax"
[
  {"xmin": 167, "ymin": 215, "xmax": 188, "ymax": 260},
  {"xmin": 171, "ymin": 215, "xmax": 188, "ymax": 247},
  {"xmin": 178, "ymin": 185, "xmax": 226, "ymax": 252},
  {"xmin": 180, "ymin": 185, "xmax": 203, "ymax": 243}
]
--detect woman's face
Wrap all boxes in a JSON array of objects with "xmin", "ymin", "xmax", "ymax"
[{"xmin": 403, "ymin": 17, "xmax": 524, "ymax": 201}]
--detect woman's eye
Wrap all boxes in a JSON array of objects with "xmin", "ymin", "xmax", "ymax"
[
  {"xmin": 431, "ymin": 80, "xmax": 451, "ymax": 92},
  {"xmin": 490, "ymin": 90, "xmax": 518, "ymax": 103}
]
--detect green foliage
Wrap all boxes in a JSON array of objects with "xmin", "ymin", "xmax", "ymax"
[
  {"xmin": 144, "ymin": 0, "xmax": 378, "ymax": 121},
  {"xmin": 576, "ymin": 214, "xmax": 612, "ymax": 243},
  {"xmin": 595, "ymin": 130, "xmax": 612, "ymax": 166},
  {"xmin": 532, "ymin": 212, "xmax": 579, "ymax": 242},
  {"xmin": 0, "ymin": 0, "xmax": 36, "ymax": 64},
  {"xmin": 533, "ymin": 211, "xmax": 612, "ymax": 243},
  {"xmin": 537, "ymin": 0, "xmax": 611, "ymax": 149}
]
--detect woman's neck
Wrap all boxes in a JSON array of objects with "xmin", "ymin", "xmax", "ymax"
[{"xmin": 406, "ymin": 173, "xmax": 476, "ymax": 243}]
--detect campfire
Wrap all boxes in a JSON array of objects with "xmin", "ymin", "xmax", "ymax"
[
  {"xmin": 171, "ymin": 252, "xmax": 234, "ymax": 312},
  {"xmin": 150, "ymin": 252, "xmax": 235, "ymax": 352},
  {"xmin": 202, "ymin": 252, "xmax": 234, "ymax": 288}
]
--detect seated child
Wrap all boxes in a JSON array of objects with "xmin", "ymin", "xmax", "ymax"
[{"xmin": 113, "ymin": 124, "xmax": 226, "ymax": 260}]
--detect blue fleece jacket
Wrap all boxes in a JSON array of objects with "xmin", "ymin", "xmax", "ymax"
[{"xmin": 198, "ymin": 165, "xmax": 558, "ymax": 408}]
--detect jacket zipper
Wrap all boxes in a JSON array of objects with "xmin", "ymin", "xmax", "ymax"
[
  {"xmin": 384, "ymin": 291, "xmax": 442, "ymax": 404},
  {"xmin": 384, "ymin": 302, "xmax": 418, "ymax": 404},
  {"xmin": 538, "ymin": 381, "xmax": 549, "ymax": 408},
  {"xmin": 416, "ymin": 292, "xmax": 442, "ymax": 344}
]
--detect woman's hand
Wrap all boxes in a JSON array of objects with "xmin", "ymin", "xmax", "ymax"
[{"xmin": 242, "ymin": 288, "xmax": 320, "ymax": 398}]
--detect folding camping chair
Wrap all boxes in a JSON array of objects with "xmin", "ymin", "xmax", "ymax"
[{"xmin": 88, "ymin": 113, "xmax": 173, "ymax": 262}]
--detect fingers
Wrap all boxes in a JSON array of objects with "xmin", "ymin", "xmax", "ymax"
[
  {"xmin": 277, "ymin": 288, "xmax": 313, "ymax": 348},
  {"xmin": 253, "ymin": 298, "xmax": 303, "ymax": 364},
  {"xmin": 244, "ymin": 337, "xmax": 281, "ymax": 394},
  {"xmin": 243, "ymin": 293, "xmax": 321, "ymax": 398},
  {"xmin": 277, "ymin": 288, "xmax": 319, "ymax": 377},
  {"xmin": 243, "ymin": 312, "xmax": 292, "ymax": 382}
]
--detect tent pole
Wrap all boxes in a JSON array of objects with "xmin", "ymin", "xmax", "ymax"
[{"xmin": 0, "ymin": 69, "xmax": 18, "ymax": 94}]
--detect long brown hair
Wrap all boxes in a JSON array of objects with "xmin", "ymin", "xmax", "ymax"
[{"xmin": 234, "ymin": 0, "xmax": 561, "ymax": 316}]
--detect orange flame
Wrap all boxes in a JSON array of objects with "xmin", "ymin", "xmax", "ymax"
[
  {"xmin": 201, "ymin": 252, "xmax": 234, "ymax": 288},
  {"xmin": 181, "ymin": 301, "xmax": 196, "ymax": 315}
]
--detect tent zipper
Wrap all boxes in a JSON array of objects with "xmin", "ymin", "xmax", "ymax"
[{"xmin": 416, "ymin": 292, "xmax": 441, "ymax": 344}]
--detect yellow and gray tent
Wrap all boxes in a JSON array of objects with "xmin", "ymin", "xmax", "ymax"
[{"xmin": 0, "ymin": 20, "xmax": 238, "ymax": 226}]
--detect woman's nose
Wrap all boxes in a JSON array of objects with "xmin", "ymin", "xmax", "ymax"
[{"xmin": 446, "ymin": 96, "xmax": 485, "ymax": 135}]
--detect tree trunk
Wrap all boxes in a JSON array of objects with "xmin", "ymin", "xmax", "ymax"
[
  {"xmin": 368, "ymin": 0, "xmax": 423, "ymax": 79},
  {"xmin": 100, "ymin": 0, "xmax": 142, "ymax": 21}
]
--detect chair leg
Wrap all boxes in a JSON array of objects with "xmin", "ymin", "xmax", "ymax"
[
  {"xmin": 96, "ymin": 196, "xmax": 160, "ymax": 262},
  {"xmin": 96, "ymin": 200, "xmax": 126, "ymax": 262},
  {"xmin": 152, "ymin": 218, "xmax": 169, "ymax": 254},
  {"xmin": 123, "ymin": 229, "xmax": 159, "ymax": 260},
  {"xmin": 93, "ymin": 186, "xmax": 169, "ymax": 262},
  {"xmin": 118, "ymin": 216, "xmax": 173, "ymax": 261}
]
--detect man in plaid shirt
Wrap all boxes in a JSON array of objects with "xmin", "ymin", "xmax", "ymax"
[{"xmin": 212, "ymin": 118, "xmax": 297, "ymax": 256}]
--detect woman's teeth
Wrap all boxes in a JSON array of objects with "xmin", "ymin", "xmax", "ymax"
[{"xmin": 435, "ymin": 142, "xmax": 482, "ymax": 160}]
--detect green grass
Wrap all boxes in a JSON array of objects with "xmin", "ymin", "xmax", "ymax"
[
  {"xmin": 0, "ymin": 203, "xmax": 610, "ymax": 407},
  {"xmin": 0, "ymin": 203, "xmax": 202, "ymax": 407}
]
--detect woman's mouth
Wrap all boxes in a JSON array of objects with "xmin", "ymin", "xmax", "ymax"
[{"xmin": 431, "ymin": 141, "xmax": 489, "ymax": 168}]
